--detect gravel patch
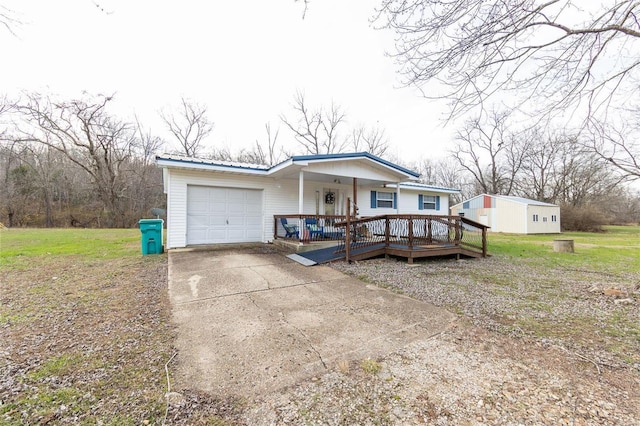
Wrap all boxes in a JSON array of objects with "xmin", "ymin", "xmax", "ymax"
[
  {"xmin": 241, "ymin": 254, "xmax": 640, "ymax": 425},
  {"xmin": 333, "ymin": 256, "xmax": 640, "ymax": 369}
]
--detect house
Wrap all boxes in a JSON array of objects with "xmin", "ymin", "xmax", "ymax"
[
  {"xmin": 156, "ymin": 152, "xmax": 461, "ymax": 249},
  {"xmin": 450, "ymin": 194, "xmax": 561, "ymax": 234}
]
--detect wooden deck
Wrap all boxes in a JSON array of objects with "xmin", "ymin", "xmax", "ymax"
[
  {"xmin": 278, "ymin": 214, "xmax": 490, "ymax": 264},
  {"xmin": 340, "ymin": 243, "xmax": 486, "ymax": 264}
]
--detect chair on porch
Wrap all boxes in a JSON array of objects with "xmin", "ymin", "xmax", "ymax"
[
  {"xmin": 280, "ymin": 218, "xmax": 299, "ymax": 239},
  {"xmin": 305, "ymin": 218, "xmax": 324, "ymax": 240}
]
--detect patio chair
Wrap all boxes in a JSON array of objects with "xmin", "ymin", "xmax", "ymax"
[
  {"xmin": 280, "ymin": 218, "xmax": 299, "ymax": 239},
  {"xmin": 304, "ymin": 218, "xmax": 324, "ymax": 240}
]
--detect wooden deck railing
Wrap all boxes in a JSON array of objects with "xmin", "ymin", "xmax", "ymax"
[
  {"xmin": 333, "ymin": 215, "xmax": 488, "ymax": 261},
  {"xmin": 274, "ymin": 213, "xmax": 488, "ymax": 262},
  {"xmin": 274, "ymin": 214, "xmax": 347, "ymax": 242}
]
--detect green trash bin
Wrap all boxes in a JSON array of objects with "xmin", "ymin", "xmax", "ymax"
[{"xmin": 139, "ymin": 219, "xmax": 164, "ymax": 255}]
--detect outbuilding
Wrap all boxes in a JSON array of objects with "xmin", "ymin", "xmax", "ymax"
[{"xmin": 450, "ymin": 194, "xmax": 561, "ymax": 234}]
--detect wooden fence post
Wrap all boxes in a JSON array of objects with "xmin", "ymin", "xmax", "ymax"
[
  {"xmin": 482, "ymin": 226, "xmax": 487, "ymax": 257},
  {"xmin": 408, "ymin": 216, "xmax": 414, "ymax": 249}
]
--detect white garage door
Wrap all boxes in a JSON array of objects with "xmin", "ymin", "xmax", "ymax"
[{"xmin": 187, "ymin": 185, "xmax": 263, "ymax": 245}]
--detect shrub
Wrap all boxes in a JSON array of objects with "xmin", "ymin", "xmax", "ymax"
[{"xmin": 560, "ymin": 203, "xmax": 608, "ymax": 232}]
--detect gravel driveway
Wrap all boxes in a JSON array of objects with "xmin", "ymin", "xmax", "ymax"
[{"xmin": 241, "ymin": 255, "xmax": 640, "ymax": 425}]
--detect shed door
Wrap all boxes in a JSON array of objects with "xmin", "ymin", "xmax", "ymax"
[{"xmin": 187, "ymin": 185, "xmax": 263, "ymax": 245}]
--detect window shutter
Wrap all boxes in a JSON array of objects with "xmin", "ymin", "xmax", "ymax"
[
  {"xmin": 418, "ymin": 194, "xmax": 424, "ymax": 210},
  {"xmin": 435, "ymin": 196, "xmax": 440, "ymax": 211},
  {"xmin": 393, "ymin": 192, "xmax": 397, "ymax": 209},
  {"xmin": 370, "ymin": 191, "xmax": 377, "ymax": 209}
]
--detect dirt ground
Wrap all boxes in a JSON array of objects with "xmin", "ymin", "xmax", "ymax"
[{"xmin": 2, "ymin": 246, "xmax": 639, "ymax": 425}]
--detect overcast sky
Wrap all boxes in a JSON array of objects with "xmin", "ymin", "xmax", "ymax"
[{"xmin": 2, "ymin": 0, "xmax": 461, "ymax": 163}]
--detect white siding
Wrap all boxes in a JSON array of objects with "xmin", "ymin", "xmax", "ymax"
[
  {"xmin": 494, "ymin": 198, "xmax": 527, "ymax": 233},
  {"xmin": 358, "ymin": 187, "xmax": 450, "ymax": 216},
  {"xmin": 303, "ymin": 160, "xmax": 404, "ymax": 181},
  {"xmin": 166, "ymin": 169, "xmax": 354, "ymax": 248},
  {"xmin": 166, "ymin": 169, "xmax": 296, "ymax": 248},
  {"xmin": 526, "ymin": 205, "xmax": 561, "ymax": 234},
  {"xmin": 165, "ymin": 169, "xmax": 457, "ymax": 248},
  {"xmin": 451, "ymin": 195, "xmax": 561, "ymax": 234}
]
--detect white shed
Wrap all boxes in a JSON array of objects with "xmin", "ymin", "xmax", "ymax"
[{"xmin": 450, "ymin": 194, "xmax": 561, "ymax": 234}]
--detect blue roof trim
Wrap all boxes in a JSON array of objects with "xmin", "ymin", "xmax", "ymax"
[
  {"xmin": 396, "ymin": 181, "xmax": 461, "ymax": 193},
  {"xmin": 155, "ymin": 155, "xmax": 270, "ymax": 172},
  {"xmin": 157, "ymin": 152, "xmax": 420, "ymax": 178},
  {"xmin": 290, "ymin": 152, "xmax": 420, "ymax": 178}
]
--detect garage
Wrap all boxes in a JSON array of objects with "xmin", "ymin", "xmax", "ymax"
[{"xmin": 186, "ymin": 185, "xmax": 263, "ymax": 245}]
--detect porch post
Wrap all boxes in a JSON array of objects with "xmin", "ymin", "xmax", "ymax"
[
  {"xmin": 299, "ymin": 170, "xmax": 305, "ymax": 242},
  {"xmin": 352, "ymin": 177, "xmax": 358, "ymax": 216},
  {"xmin": 298, "ymin": 170, "xmax": 304, "ymax": 214},
  {"xmin": 396, "ymin": 182, "xmax": 401, "ymax": 214}
]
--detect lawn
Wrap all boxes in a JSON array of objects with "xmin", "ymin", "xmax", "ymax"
[
  {"xmin": 1, "ymin": 226, "xmax": 638, "ymax": 424},
  {"xmin": 0, "ymin": 228, "xmax": 141, "ymax": 266},
  {"xmin": 487, "ymin": 225, "xmax": 640, "ymax": 273},
  {"xmin": 0, "ymin": 228, "xmax": 174, "ymax": 425}
]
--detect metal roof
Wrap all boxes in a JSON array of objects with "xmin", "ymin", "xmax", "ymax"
[
  {"xmin": 155, "ymin": 154, "xmax": 270, "ymax": 172},
  {"xmin": 451, "ymin": 194, "xmax": 559, "ymax": 208},
  {"xmin": 385, "ymin": 181, "xmax": 461, "ymax": 194},
  {"xmin": 494, "ymin": 195, "xmax": 558, "ymax": 207},
  {"xmin": 156, "ymin": 152, "xmax": 420, "ymax": 179},
  {"xmin": 287, "ymin": 152, "xmax": 420, "ymax": 178}
]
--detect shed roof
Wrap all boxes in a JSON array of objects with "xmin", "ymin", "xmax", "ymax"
[
  {"xmin": 495, "ymin": 195, "xmax": 558, "ymax": 207},
  {"xmin": 451, "ymin": 194, "xmax": 559, "ymax": 208}
]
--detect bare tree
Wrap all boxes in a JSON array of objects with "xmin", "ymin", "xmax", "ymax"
[
  {"xmin": 281, "ymin": 91, "xmax": 347, "ymax": 154},
  {"xmin": 128, "ymin": 118, "xmax": 165, "ymax": 218},
  {"xmin": 10, "ymin": 93, "xmax": 136, "ymax": 227},
  {"xmin": 515, "ymin": 130, "xmax": 566, "ymax": 202},
  {"xmin": 587, "ymin": 118, "xmax": 640, "ymax": 180},
  {"xmin": 451, "ymin": 110, "xmax": 520, "ymax": 195},
  {"xmin": 238, "ymin": 122, "xmax": 286, "ymax": 166},
  {"xmin": 348, "ymin": 123, "xmax": 389, "ymax": 157},
  {"xmin": 554, "ymin": 144, "xmax": 621, "ymax": 207},
  {"xmin": 294, "ymin": 0, "xmax": 309, "ymax": 19},
  {"xmin": 0, "ymin": 4, "xmax": 20, "ymax": 36},
  {"xmin": 377, "ymin": 1, "xmax": 640, "ymax": 120},
  {"xmin": 161, "ymin": 97, "xmax": 213, "ymax": 157},
  {"xmin": 412, "ymin": 156, "xmax": 467, "ymax": 203}
]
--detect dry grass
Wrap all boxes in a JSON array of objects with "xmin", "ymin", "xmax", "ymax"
[{"xmin": 0, "ymin": 229, "xmax": 242, "ymax": 425}]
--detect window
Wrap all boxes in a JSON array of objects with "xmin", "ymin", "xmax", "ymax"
[
  {"xmin": 376, "ymin": 191, "xmax": 394, "ymax": 208},
  {"xmin": 551, "ymin": 215, "xmax": 557, "ymax": 222},
  {"xmin": 422, "ymin": 195, "xmax": 437, "ymax": 210},
  {"xmin": 533, "ymin": 214, "xmax": 539, "ymax": 222},
  {"xmin": 543, "ymin": 217, "xmax": 548, "ymax": 222},
  {"xmin": 370, "ymin": 190, "xmax": 397, "ymax": 209},
  {"xmin": 419, "ymin": 194, "xmax": 440, "ymax": 211}
]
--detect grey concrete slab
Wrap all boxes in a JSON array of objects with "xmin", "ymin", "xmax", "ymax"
[{"xmin": 168, "ymin": 245, "xmax": 457, "ymax": 398}]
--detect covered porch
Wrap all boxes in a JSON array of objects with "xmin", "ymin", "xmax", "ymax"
[{"xmin": 274, "ymin": 212, "xmax": 489, "ymax": 264}]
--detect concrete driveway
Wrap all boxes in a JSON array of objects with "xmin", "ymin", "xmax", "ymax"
[{"xmin": 168, "ymin": 245, "xmax": 456, "ymax": 397}]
